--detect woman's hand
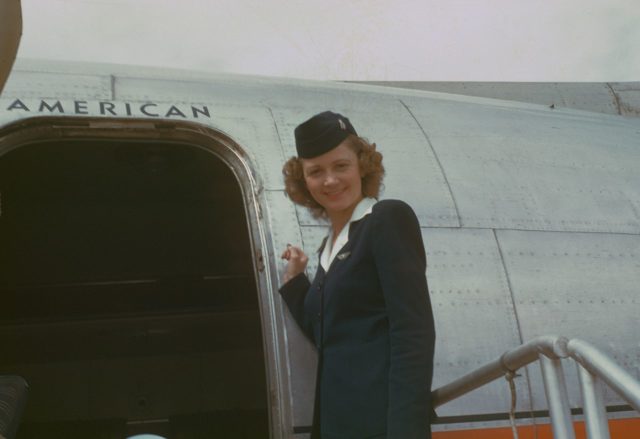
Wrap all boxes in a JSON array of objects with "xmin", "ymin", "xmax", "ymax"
[{"xmin": 281, "ymin": 244, "xmax": 308, "ymax": 283}]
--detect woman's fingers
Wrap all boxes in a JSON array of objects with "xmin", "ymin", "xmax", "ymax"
[
  {"xmin": 281, "ymin": 243, "xmax": 293, "ymax": 260},
  {"xmin": 288, "ymin": 246, "xmax": 308, "ymax": 261},
  {"xmin": 282, "ymin": 245, "xmax": 308, "ymax": 278}
]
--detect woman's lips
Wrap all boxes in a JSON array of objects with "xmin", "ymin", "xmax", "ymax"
[{"xmin": 324, "ymin": 188, "xmax": 345, "ymax": 199}]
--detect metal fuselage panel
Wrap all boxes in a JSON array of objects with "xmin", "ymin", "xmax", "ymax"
[{"xmin": 1, "ymin": 62, "xmax": 639, "ymax": 435}]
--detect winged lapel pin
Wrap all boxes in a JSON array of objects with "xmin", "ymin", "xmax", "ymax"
[{"xmin": 336, "ymin": 251, "xmax": 351, "ymax": 261}]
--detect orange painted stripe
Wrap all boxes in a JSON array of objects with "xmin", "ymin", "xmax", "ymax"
[{"xmin": 433, "ymin": 417, "xmax": 640, "ymax": 439}]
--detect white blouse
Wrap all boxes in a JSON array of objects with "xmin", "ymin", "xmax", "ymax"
[{"xmin": 320, "ymin": 197, "xmax": 377, "ymax": 271}]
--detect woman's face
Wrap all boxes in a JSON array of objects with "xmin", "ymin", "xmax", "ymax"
[{"xmin": 301, "ymin": 140, "xmax": 363, "ymax": 219}]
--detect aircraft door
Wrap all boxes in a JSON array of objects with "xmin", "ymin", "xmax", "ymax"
[{"xmin": 0, "ymin": 126, "xmax": 271, "ymax": 439}]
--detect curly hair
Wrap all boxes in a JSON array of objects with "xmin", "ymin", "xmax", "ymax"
[{"xmin": 282, "ymin": 135, "xmax": 385, "ymax": 218}]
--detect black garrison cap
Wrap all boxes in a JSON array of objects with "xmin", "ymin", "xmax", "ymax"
[{"xmin": 294, "ymin": 111, "xmax": 358, "ymax": 158}]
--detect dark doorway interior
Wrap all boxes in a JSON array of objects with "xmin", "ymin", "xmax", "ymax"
[{"xmin": 0, "ymin": 139, "xmax": 268, "ymax": 438}]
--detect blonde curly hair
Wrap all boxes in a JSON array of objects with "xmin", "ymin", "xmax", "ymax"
[{"xmin": 282, "ymin": 135, "xmax": 385, "ymax": 218}]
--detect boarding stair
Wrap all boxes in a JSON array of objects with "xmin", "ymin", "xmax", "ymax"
[{"xmin": 431, "ymin": 335, "xmax": 640, "ymax": 439}]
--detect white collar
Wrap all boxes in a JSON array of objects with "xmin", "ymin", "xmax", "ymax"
[{"xmin": 320, "ymin": 197, "xmax": 377, "ymax": 271}]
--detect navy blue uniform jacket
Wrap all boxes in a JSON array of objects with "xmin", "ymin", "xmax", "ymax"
[{"xmin": 279, "ymin": 200, "xmax": 435, "ymax": 439}]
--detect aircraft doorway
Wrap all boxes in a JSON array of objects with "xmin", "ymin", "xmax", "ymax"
[{"xmin": 0, "ymin": 135, "xmax": 269, "ymax": 438}]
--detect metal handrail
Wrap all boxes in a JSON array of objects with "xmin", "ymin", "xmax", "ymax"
[
  {"xmin": 432, "ymin": 335, "xmax": 568, "ymax": 407},
  {"xmin": 567, "ymin": 338, "xmax": 640, "ymax": 411},
  {"xmin": 431, "ymin": 335, "xmax": 640, "ymax": 439}
]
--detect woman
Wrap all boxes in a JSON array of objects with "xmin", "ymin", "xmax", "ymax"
[{"xmin": 280, "ymin": 111, "xmax": 435, "ymax": 439}]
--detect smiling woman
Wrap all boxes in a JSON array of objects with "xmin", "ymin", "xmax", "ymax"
[
  {"xmin": 283, "ymin": 134, "xmax": 384, "ymax": 220},
  {"xmin": 279, "ymin": 111, "xmax": 436, "ymax": 439}
]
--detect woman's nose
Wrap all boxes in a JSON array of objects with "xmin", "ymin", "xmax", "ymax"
[{"xmin": 323, "ymin": 173, "xmax": 338, "ymax": 186}]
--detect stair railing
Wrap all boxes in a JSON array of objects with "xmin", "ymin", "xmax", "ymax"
[{"xmin": 431, "ymin": 335, "xmax": 640, "ymax": 439}]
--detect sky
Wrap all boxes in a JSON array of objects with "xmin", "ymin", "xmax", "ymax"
[{"xmin": 16, "ymin": 0, "xmax": 640, "ymax": 81}]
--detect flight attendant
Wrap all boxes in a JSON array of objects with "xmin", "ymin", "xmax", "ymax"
[{"xmin": 279, "ymin": 111, "xmax": 435, "ymax": 439}]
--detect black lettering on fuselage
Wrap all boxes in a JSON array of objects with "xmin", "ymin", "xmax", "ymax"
[
  {"xmin": 165, "ymin": 105, "xmax": 187, "ymax": 118},
  {"xmin": 39, "ymin": 100, "xmax": 64, "ymax": 113},
  {"xmin": 192, "ymin": 105, "xmax": 210, "ymax": 118},
  {"xmin": 6, "ymin": 99, "xmax": 214, "ymax": 120},
  {"xmin": 99, "ymin": 102, "xmax": 117, "ymax": 115},
  {"xmin": 140, "ymin": 103, "xmax": 158, "ymax": 117},
  {"xmin": 7, "ymin": 99, "xmax": 30, "ymax": 111},
  {"xmin": 74, "ymin": 101, "xmax": 89, "ymax": 115}
]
